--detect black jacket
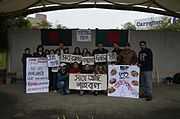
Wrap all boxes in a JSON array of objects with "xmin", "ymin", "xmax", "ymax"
[{"xmin": 138, "ymin": 48, "xmax": 153, "ymax": 71}]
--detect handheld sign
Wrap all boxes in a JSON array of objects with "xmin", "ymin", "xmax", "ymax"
[
  {"xmin": 69, "ymin": 74, "xmax": 107, "ymax": 90},
  {"xmin": 26, "ymin": 58, "xmax": 49, "ymax": 93},
  {"xmin": 82, "ymin": 56, "xmax": 94, "ymax": 65},
  {"xmin": 107, "ymin": 53, "xmax": 117, "ymax": 62},
  {"xmin": 95, "ymin": 54, "xmax": 107, "ymax": 63},
  {"xmin": 47, "ymin": 54, "xmax": 59, "ymax": 67}
]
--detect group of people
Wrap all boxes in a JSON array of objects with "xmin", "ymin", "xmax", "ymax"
[{"xmin": 22, "ymin": 41, "xmax": 153, "ymax": 101}]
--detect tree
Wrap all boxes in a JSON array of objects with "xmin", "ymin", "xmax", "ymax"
[
  {"xmin": 122, "ymin": 22, "xmax": 136, "ymax": 30},
  {"xmin": 153, "ymin": 17, "xmax": 180, "ymax": 31},
  {"xmin": 37, "ymin": 20, "xmax": 52, "ymax": 29},
  {"xmin": 56, "ymin": 24, "xmax": 67, "ymax": 29}
]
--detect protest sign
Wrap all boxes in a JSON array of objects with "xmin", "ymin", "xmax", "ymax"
[
  {"xmin": 76, "ymin": 30, "xmax": 92, "ymax": 42},
  {"xmin": 69, "ymin": 74, "xmax": 107, "ymax": 90},
  {"xmin": 107, "ymin": 53, "xmax": 117, "ymax": 62},
  {"xmin": 82, "ymin": 56, "xmax": 94, "ymax": 65},
  {"xmin": 108, "ymin": 65, "xmax": 139, "ymax": 98},
  {"xmin": 26, "ymin": 58, "xmax": 49, "ymax": 93},
  {"xmin": 70, "ymin": 55, "xmax": 82, "ymax": 64},
  {"xmin": 95, "ymin": 54, "xmax": 107, "ymax": 63},
  {"xmin": 47, "ymin": 54, "xmax": 59, "ymax": 67},
  {"xmin": 60, "ymin": 54, "xmax": 71, "ymax": 63}
]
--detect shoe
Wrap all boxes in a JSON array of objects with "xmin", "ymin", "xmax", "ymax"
[{"xmin": 145, "ymin": 97, "xmax": 152, "ymax": 101}]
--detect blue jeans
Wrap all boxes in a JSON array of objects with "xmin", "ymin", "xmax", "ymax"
[
  {"xmin": 57, "ymin": 74, "xmax": 69, "ymax": 94},
  {"xmin": 140, "ymin": 71, "xmax": 153, "ymax": 97}
]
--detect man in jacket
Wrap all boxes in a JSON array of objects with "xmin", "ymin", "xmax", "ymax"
[{"xmin": 138, "ymin": 41, "xmax": 153, "ymax": 101}]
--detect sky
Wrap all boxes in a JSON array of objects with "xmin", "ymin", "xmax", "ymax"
[{"xmin": 28, "ymin": 8, "xmax": 164, "ymax": 29}]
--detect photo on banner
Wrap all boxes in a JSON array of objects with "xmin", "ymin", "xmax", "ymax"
[
  {"xmin": 108, "ymin": 65, "xmax": 139, "ymax": 98},
  {"xmin": 26, "ymin": 58, "xmax": 49, "ymax": 93},
  {"xmin": 69, "ymin": 74, "xmax": 107, "ymax": 90}
]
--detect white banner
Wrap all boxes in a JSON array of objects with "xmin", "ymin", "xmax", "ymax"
[
  {"xmin": 26, "ymin": 58, "xmax": 49, "ymax": 93},
  {"xmin": 108, "ymin": 65, "xmax": 139, "ymax": 98},
  {"xmin": 69, "ymin": 74, "xmax": 107, "ymax": 90},
  {"xmin": 82, "ymin": 56, "xmax": 94, "ymax": 65},
  {"xmin": 70, "ymin": 55, "xmax": 82, "ymax": 64},
  {"xmin": 76, "ymin": 30, "xmax": 92, "ymax": 42},
  {"xmin": 60, "ymin": 54, "xmax": 71, "ymax": 63},
  {"xmin": 47, "ymin": 54, "xmax": 59, "ymax": 67},
  {"xmin": 107, "ymin": 53, "xmax": 117, "ymax": 62},
  {"xmin": 95, "ymin": 54, "xmax": 107, "ymax": 63}
]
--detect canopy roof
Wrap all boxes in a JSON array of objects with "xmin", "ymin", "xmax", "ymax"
[{"xmin": 0, "ymin": 0, "xmax": 180, "ymax": 17}]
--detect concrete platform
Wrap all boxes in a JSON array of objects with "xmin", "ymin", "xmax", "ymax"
[{"xmin": 0, "ymin": 82, "xmax": 180, "ymax": 119}]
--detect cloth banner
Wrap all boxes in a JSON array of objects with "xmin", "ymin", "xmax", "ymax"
[
  {"xmin": 82, "ymin": 56, "xmax": 94, "ymax": 65},
  {"xmin": 47, "ymin": 54, "xmax": 59, "ymax": 67},
  {"xmin": 95, "ymin": 54, "xmax": 107, "ymax": 63},
  {"xmin": 26, "ymin": 58, "xmax": 49, "ymax": 93},
  {"xmin": 76, "ymin": 30, "xmax": 92, "ymax": 42},
  {"xmin": 69, "ymin": 74, "xmax": 107, "ymax": 90},
  {"xmin": 108, "ymin": 65, "xmax": 139, "ymax": 98},
  {"xmin": 107, "ymin": 53, "xmax": 117, "ymax": 62}
]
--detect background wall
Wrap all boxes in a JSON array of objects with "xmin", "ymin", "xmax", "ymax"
[{"xmin": 8, "ymin": 29, "xmax": 180, "ymax": 80}]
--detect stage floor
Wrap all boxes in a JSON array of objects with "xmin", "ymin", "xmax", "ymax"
[{"xmin": 0, "ymin": 82, "xmax": 180, "ymax": 119}]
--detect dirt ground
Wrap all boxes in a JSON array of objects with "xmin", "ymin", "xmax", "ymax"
[{"xmin": 0, "ymin": 81, "xmax": 180, "ymax": 119}]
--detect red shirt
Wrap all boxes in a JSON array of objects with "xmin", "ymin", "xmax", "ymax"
[{"xmin": 69, "ymin": 68, "xmax": 80, "ymax": 73}]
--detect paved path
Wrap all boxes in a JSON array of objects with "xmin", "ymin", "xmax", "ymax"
[{"xmin": 0, "ymin": 83, "xmax": 180, "ymax": 119}]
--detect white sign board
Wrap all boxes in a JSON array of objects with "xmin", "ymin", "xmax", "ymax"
[
  {"xmin": 108, "ymin": 65, "xmax": 139, "ymax": 98},
  {"xmin": 69, "ymin": 74, "xmax": 107, "ymax": 90},
  {"xmin": 95, "ymin": 54, "xmax": 107, "ymax": 63},
  {"xmin": 47, "ymin": 54, "xmax": 59, "ymax": 67},
  {"xmin": 107, "ymin": 53, "xmax": 117, "ymax": 62},
  {"xmin": 82, "ymin": 56, "xmax": 94, "ymax": 65},
  {"xmin": 60, "ymin": 54, "xmax": 71, "ymax": 63},
  {"xmin": 76, "ymin": 30, "xmax": 92, "ymax": 42},
  {"xmin": 70, "ymin": 55, "xmax": 82, "ymax": 64},
  {"xmin": 26, "ymin": 58, "xmax": 49, "ymax": 93}
]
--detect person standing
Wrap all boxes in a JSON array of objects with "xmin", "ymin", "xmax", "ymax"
[
  {"xmin": 117, "ymin": 43, "xmax": 137, "ymax": 65},
  {"xmin": 138, "ymin": 41, "xmax": 153, "ymax": 101},
  {"xmin": 22, "ymin": 48, "xmax": 32, "ymax": 88}
]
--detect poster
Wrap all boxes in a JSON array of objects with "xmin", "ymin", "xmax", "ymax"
[
  {"xmin": 70, "ymin": 55, "xmax": 82, "ymax": 64},
  {"xmin": 108, "ymin": 65, "xmax": 139, "ymax": 98},
  {"xmin": 47, "ymin": 54, "xmax": 59, "ymax": 67},
  {"xmin": 76, "ymin": 30, "xmax": 92, "ymax": 42},
  {"xmin": 69, "ymin": 74, "xmax": 107, "ymax": 90},
  {"xmin": 60, "ymin": 54, "xmax": 71, "ymax": 63},
  {"xmin": 95, "ymin": 54, "xmax": 107, "ymax": 63},
  {"xmin": 107, "ymin": 53, "xmax": 117, "ymax": 62},
  {"xmin": 26, "ymin": 58, "xmax": 49, "ymax": 93},
  {"xmin": 82, "ymin": 56, "xmax": 94, "ymax": 65}
]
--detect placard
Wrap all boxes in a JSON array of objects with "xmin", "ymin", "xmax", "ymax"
[
  {"xmin": 108, "ymin": 65, "xmax": 139, "ymax": 98},
  {"xmin": 107, "ymin": 53, "xmax": 117, "ymax": 62},
  {"xmin": 82, "ymin": 56, "xmax": 94, "ymax": 65},
  {"xmin": 47, "ymin": 54, "xmax": 59, "ymax": 67},
  {"xmin": 70, "ymin": 55, "xmax": 82, "ymax": 64},
  {"xmin": 26, "ymin": 58, "xmax": 49, "ymax": 93},
  {"xmin": 60, "ymin": 54, "xmax": 71, "ymax": 63},
  {"xmin": 95, "ymin": 54, "xmax": 107, "ymax": 63},
  {"xmin": 69, "ymin": 74, "xmax": 107, "ymax": 90}
]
